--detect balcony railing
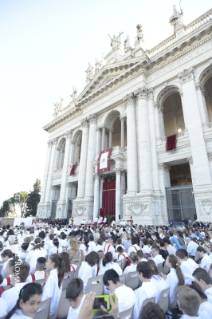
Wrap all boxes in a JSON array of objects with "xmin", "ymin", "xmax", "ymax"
[{"xmin": 184, "ymin": 8, "xmax": 212, "ymax": 35}]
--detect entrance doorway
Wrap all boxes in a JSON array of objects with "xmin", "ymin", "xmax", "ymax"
[
  {"xmin": 166, "ymin": 185, "xmax": 196, "ymax": 223},
  {"xmin": 51, "ymin": 200, "xmax": 58, "ymax": 219}
]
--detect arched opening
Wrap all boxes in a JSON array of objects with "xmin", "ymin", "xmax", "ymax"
[
  {"xmin": 111, "ymin": 118, "xmax": 121, "ymax": 147},
  {"xmin": 204, "ymin": 75, "xmax": 212, "ymax": 123},
  {"xmin": 104, "ymin": 110, "xmax": 126, "ymax": 148},
  {"xmin": 163, "ymin": 92, "xmax": 185, "ymax": 136},
  {"xmin": 72, "ymin": 130, "xmax": 82, "ymax": 164},
  {"xmin": 57, "ymin": 138, "xmax": 66, "ymax": 169}
]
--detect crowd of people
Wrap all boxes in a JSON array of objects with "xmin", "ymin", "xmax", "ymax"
[{"xmin": 0, "ymin": 219, "xmax": 212, "ymax": 319}]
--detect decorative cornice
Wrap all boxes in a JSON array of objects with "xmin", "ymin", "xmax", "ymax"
[{"xmin": 178, "ymin": 67, "xmax": 194, "ymax": 84}]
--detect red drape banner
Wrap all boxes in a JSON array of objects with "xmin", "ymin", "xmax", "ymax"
[
  {"xmin": 102, "ymin": 180, "xmax": 115, "ymax": 216},
  {"xmin": 70, "ymin": 164, "xmax": 76, "ymax": 176},
  {"xmin": 166, "ymin": 134, "xmax": 177, "ymax": 151},
  {"xmin": 97, "ymin": 148, "xmax": 112, "ymax": 174}
]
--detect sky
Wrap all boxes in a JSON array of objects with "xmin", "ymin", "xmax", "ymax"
[{"xmin": 0, "ymin": 0, "xmax": 211, "ymax": 205}]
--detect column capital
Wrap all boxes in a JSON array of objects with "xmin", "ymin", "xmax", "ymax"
[
  {"xmin": 158, "ymin": 163, "xmax": 170, "ymax": 171},
  {"xmin": 81, "ymin": 118, "xmax": 89, "ymax": 127},
  {"xmin": 65, "ymin": 130, "xmax": 72, "ymax": 139},
  {"xmin": 195, "ymin": 82, "xmax": 206, "ymax": 95},
  {"xmin": 48, "ymin": 140, "xmax": 53, "ymax": 147},
  {"xmin": 88, "ymin": 114, "xmax": 97, "ymax": 124},
  {"xmin": 123, "ymin": 93, "xmax": 135, "ymax": 105},
  {"xmin": 187, "ymin": 157, "xmax": 193, "ymax": 165},
  {"xmin": 134, "ymin": 86, "xmax": 149, "ymax": 100},
  {"xmin": 154, "ymin": 101, "xmax": 163, "ymax": 113},
  {"xmin": 178, "ymin": 67, "xmax": 194, "ymax": 84},
  {"xmin": 52, "ymin": 137, "xmax": 59, "ymax": 145},
  {"xmin": 115, "ymin": 168, "xmax": 122, "ymax": 175}
]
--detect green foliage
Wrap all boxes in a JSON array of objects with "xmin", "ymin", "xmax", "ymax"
[
  {"xmin": 106, "ymin": 215, "xmax": 115, "ymax": 225},
  {"xmin": 33, "ymin": 179, "xmax": 41, "ymax": 193},
  {"xmin": 26, "ymin": 191, "xmax": 41, "ymax": 217}
]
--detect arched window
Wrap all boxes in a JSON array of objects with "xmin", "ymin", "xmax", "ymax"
[{"xmin": 57, "ymin": 138, "xmax": 66, "ymax": 169}]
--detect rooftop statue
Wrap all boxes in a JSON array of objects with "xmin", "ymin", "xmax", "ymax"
[
  {"xmin": 95, "ymin": 57, "xmax": 103, "ymax": 74},
  {"xmin": 169, "ymin": 4, "xmax": 184, "ymax": 32},
  {"xmin": 53, "ymin": 97, "xmax": 63, "ymax": 116},
  {"xmin": 70, "ymin": 86, "xmax": 77, "ymax": 102},
  {"xmin": 85, "ymin": 62, "xmax": 94, "ymax": 84},
  {"xmin": 108, "ymin": 34, "xmax": 121, "ymax": 49},
  {"xmin": 124, "ymin": 35, "xmax": 132, "ymax": 52}
]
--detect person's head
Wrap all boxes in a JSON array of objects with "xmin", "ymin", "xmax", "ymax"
[
  {"xmin": 103, "ymin": 269, "xmax": 120, "ymax": 293},
  {"xmin": 139, "ymin": 302, "xmax": 166, "ymax": 319},
  {"xmin": 102, "ymin": 252, "xmax": 113, "ymax": 266},
  {"xmin": 196, "ymin": 246, "xmax": 206, "ymax": 257},
  {"xmin": 49, "ymin": 234, "xmax": 54, "ymax": 240},
  {"xmin": 193, "ymin": 268, "xmax": 211, "ymax": 291},
  {"xmin": 83, "ymin": 236, "xmax": 89, "ymax": 250},
  {"xmin": 33, "ymin": 238, "xmax": 42, "ymax": 251},
  {"xmin": 186, "ymin": 282, "xmax": 207, "ymax": 301},
  {"xmin": 69, "ymin": 237, "xmax": 79, "ymax": 251},
  {"xmin": 137, "ymin": 250, "xmax": 144, "ymax": 260},
  {"xmin": 46, "ymin": 254, "xmax": 65, "ymax": 288},
  {"xmin": 53, "ymin": 238, "xmax": 59, "ymax": 249},
  {"xmin": 85, "ymin": 251, "xmax": 99, "ymax": 267},
  {"xmin": 166, "ymin": 254, "xmax": 184, "ymax": 286},
  {"xmin": 116, "ymin": 246, "xmax": 124, "ymax": 256},
  {"xmin": 163, "ymin": 237, "xmax": 171, "ymax": 246},
  {"xmin": 147, "ymin": 260, "xmax": 159, "ymax": 275},
  {"xmin": 1, "ymin": 249, "xmax": 13, "ymax": 262},
  {"xmin": 60, "ymin": 252, "xmax": 70, "ymax": 272},
  {"xmin": 5, "ymin": 283, "xmax": 43, "ymax": 319},
  {"xmin": 129, "ymin": 252, "xmax": 139, "ymax": 264},
  {"xmin": 38, "ymin": 231, "xmax": 45, "ymax": 239},
  {"xmin": 89, "ymin": 234, "xmax": 94, "ymax": 241},
  {"xmin": 176, "ymin": 249, "xmax": 187, "ymax": 262},
  {"xmin": 131, "ymin": 236, "xmax": 138, "ymax": 245},
  {"xmin": 36, "ymin": 257, "xmax": 46, "ymax": 271},
  {"xmin": 21, "ymin": 242, "xmax": 29, "ymax": 252},
  {"xmin": 16, "ymin": 262, "xmax": 30, "ymax": 283},
  {"xmin": 151, "ymin": 245, "xmax": 159, "ymax": 257},
  {"xmin": 8, "ymin": 235, "xmax": 16, "ymax": 245},
  {"xmin": 177, "ymin": 286, "xmax": 201, "ymax": 316},
  {"xmin": 97, "ymin": 238, "xmax": 103, "ymax": 246},
  {"xmin": 5, "ymin": 258, "xmax": 15, "ymax": 276},
  {"xmin": 142, "ymin": 238, "xmax": 148, "ymax": 246},
  {"xmin": 185, "ymin": 237, "xmax": 191, "ymax": 245},
  {"xmin": 116, "ymin": 238, "xmax": 122, "ymax": 245},
  {"xmin": 66, "ymin": 278, "xmax": 84, "ymax": 309},
  {"xmin": 137, "ymin": 261, "xmax": 152, "ymax": 281}
]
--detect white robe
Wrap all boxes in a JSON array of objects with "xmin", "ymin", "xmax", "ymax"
[
  {"xmin": 165, "ymin": 268, "xmax": 179, "ymax": 304},
  {"xmin": 42, "ymin": 268, "xmax": 62, "ymax": 316},
  {"xmin": 133, "ymin": 281, "xmax": 157, "ymax": 319},
  {"xmin": 1, "ymin": 282, "xmax": 26, "ymax": 312},
  {"xmin": 115, "ymin": 285, "xmax": 136, "ymax": 314},
  {"xmin": 198, "ymin": 301, "xmax": 212, "ymax": 319},
  {"xmin": 78, "ymin": 261, "xmax": 93, "ymax": 292},
  {"xmin": 9, "ymin": 309, "xmax": 32, "ymax": 319},
  {"xmin": 150, "ymin": 275, "xmax": 168, "ymax": 303}
]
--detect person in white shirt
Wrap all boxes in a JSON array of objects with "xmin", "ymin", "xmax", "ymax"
[
  {"xmin": 1, "ymin": 249, "xmax": 13, "ymax": 278},
  {"xmin": 26, "ymin": 257, "xmax": 46, "ymax": 283},
  {"xmin": 176, "ymin": 249, "xmax": 197, "ymax": 284},
  {"xmin": 99, "ymin": 252, "xmax": 122, "ymax": 277},
  {"xmin": 25, "ymin": 238, "xmax": 47, "ymax": 274},
  {"xmin": 66, "ymin": 278, "xmax": 85, "ymax": 319},
  {"xmin": 4, "ymin": 282, "xmax": 43, "ymax": 319},
  {"xmin": 133, "ymin": 261, "xmax": 157, "ymax": 319},
  {"xmin": 104, "ymin": 238, "xmax": 116, "ymax": 260},
  {"xmin": 177, "ymin": 286, "xmax": 201, "ymax": 319},
  {"xmin": 147, "ymin": 260, "xmax": 168, "ymax": 303},
  {"xmin": 165, "ymin": 254, "xmax": 185, "ymax": 304},
  {"xmin": 186, "ymin": 237, "xmax": 199, "ymax": 259},
  {"xmin": 94, "ymin": 238, "xmax": 104, "ymax": 252},
  {"xmin": 137, "ymin": 250, "xmax": 147, "ymax": 263},
  {"xmin": 0, "ymin": 298, "xmax": 7, "ymax": 317},
  {"xmin": 42, "ymin": 254, "xmax": 65, "ymax": 316},
  {"xmin": 163, "ymin": 237, "xmax": 176, "ymax": 255},
  {"xmin": 78, "ymin": 251, "xmax": 99, "ymax": 292},
  {"xmin": 103, "ymin": 269, "xmax": 136, "ymax": 314},
  {"xmin": 6, "ymin": 235, "xmax": 19, "ymax": 255},
  {"xmin": 193, "ymin": 268, "xmax": 212, "ymax": 303},
  {"xmin": 141, "ymin": 238, "xmax": 152, "ymax": 255},
  {"xmin": 187, "ymin": 281, "xmax": 212, "ymax": 319},
  {"xmin": 88, "ymin": 234, "xmax": 96, "ymax": 253},
  {"xmin": 151, "ymin": 245, "xmax": 165, "ymax": 266},
  {"xmin": 79, "ymin": 236, "xmax": 90, "ymax": 261},
  {"xmin": 123, "ymin": 252, "xmax": 138, "ymax": 275},
  {"xmin": 127, "ymin": 236, "xmax": 141, "ymax": 255},
  {"xmin": 196, "ymin": 246, "xmax": 212, "ymax": 272},
  {"xmin": 48, "ymin": 238, "xmax": 63, "ymax": 256},
  {"xmin": 116, "ymin": 246, "xmax": 128, "ymax": 261}
]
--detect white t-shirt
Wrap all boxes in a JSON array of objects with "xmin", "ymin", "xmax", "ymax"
[
  {"xmin": 153, "ymin": 254, "xmax": 165, "ymax": 266},
  {"xmin": 115, "ymin": 285, "xmax": 136, "ymax": 313},
  {"xmin": 165, "ymin": 268, "xmax": 179, "ymax": 304},
  {"xmin": 123, "ymin": 264, "xmax": 137, "ymax": 275},
  {"xmin": 200, "ymin": 254, "xmax": 212, "ymax": 272},
  {"xmin": 205, "ymin": 286, "xmax": 212, "ymax": 303},
  {"xmin": 133, "ymin": 281, "xmax": 157, "ymax": 319},
  {"xmin": 198, "ymin": 301, "xmax": 212, "ymax": 319},
  {"xmin": 127, "ymin": 245, "xmax": 141, "ymax": 255},
  {"xmin": 67, "ymin": 295, "xmax": 85, "ymax": 319},
  {"xmin": 150, "ymin": 275, "xmax": 168, "ymax": 303}
]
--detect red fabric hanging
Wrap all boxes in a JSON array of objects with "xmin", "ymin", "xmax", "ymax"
[
  {"xmin": 166, "ymin": 134, "xmax": 177, "ymax": 151},
  {"xmin": 102, "ymin": 180, "xmax": 115, "ymax": 216},
  {"xmin": 70, "ymin": 164, "xmax": 76, "ymax": 176}
]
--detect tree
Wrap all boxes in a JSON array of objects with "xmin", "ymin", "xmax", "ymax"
[{"xmin": 26, "ymin": 179, "xmax": 41, "ymax": 216}]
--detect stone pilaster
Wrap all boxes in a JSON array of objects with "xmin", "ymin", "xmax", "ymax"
[
  {"xmin": 93, "ymin": 173, "xmax": 100, "ymax": 220},
  {"xmin": 123, "ymin": 93, "xmax": 138, "ymax": 195},
  {"xmin": 115, "ymin": 169, "xmax": 121, "ymax": 222}
]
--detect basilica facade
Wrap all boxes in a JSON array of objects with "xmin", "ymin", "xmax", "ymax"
[{"xmin": 37, "ymin": 7, "xmax": 212, "ymax": 225}]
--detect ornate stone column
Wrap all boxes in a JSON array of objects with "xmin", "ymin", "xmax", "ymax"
[
  {"xmin": 115, "ymin": 169, "xmax": 121, "ymax": 221},
  {"xmin": 178, "ymin": 67, "xmax": 212, "ymax": 221},
  {"xmin": 120, "ymin": 117, "xmax": 125, "ymax": 147},
  {"xmin": 195, "ymin": 82, "xmax": 209, "ymax": 124},
  {"xmin": 93, "ymin": 173, "xmax": 100, "ymax": 220},
  {"xmin": 154, "ymin": 102, "xmax": 162, "ymax": 139},
  {"xmin": 84, "ymin": 114, "xmax": 97, "ymax": 198},
  {"xmin": 77, "ymin": 119, "xmax": 89, "ymax": 198},
  {"xmin": 96, "ymin": 128, "xmax": 101, "ymax": 156},
  {"xmin": 109, "ymin": 129, "xmax": 113, "ymax": 148},
  {"xmin": 99, "ymin": 175, "xmax": 104, "ymax": 208},
  {"xmin": 124, "ymin": 94, "xmax": 138, "ymax": 194},
  {"xmin": 40, "ymin": 140, "xmax": 53, "ymax": 203},
  {"xmin": 101, "ymin": 126, "xmax": 105, "ymax": 151},
  {"xmin": 120, "ymin": 171, "xmax": 126, "ymax": 219},
  {"xmin": 135, "ymin": 87, "xmax": 152, "ymax": 193},
  {"xmin": 56, "ymin": 130, "xmax": 72, "ymax": 218}
]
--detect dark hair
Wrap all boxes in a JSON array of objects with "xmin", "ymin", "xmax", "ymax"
[
  {"xmin": 130, "ymin": 252, "xmax": 139, "ymax": 263},
  {"xmin": 117, "ymin": 246, "xmax": 124, "ymax": 254},
  {"xmin": 18, "ymin": 262, "xmax": 30, "ymax": 282},
  {"xmin": 196, "ymin": 246, "xmax": 206, "ymax": 253},
  {"xmin": 142, "ymin": 238, "xmax": 148, "ymax": 245},
  {"xmin": 176, "ymin": 249, "xmax": 187, "ymax": 260},
  {"xmin": 151, "ymin": 245, "xmax": 160, "ymax": 252},
  {"xmin": 21, "ymin": 242, "xmax": 29, "ymax": 251},
  {"xmin": 36, "ymin": 257, "xmax": 46, "ymax": 271},
  {"xmin": 192, "ymin": 268, "xmax": 211, "ymax": 285},
  {"xmin": 49, "ymin": 234, "xmax": 54, "ymax": 240},
  {"xmin": 147, "ymin": 260, "xmax": 159, "ymax": 275},
  {"xmin": 131, "ymin": 236, "xmax": 138, "ymax": 245},
  {"xmin": 33, "ymin": 237, "xmax": 43, "ymax": 251},
  {"xmin": 1, "ymin": 249, "xmax": 13, "ymax": 258},
  {"xmin": 49, "ymin": 254, "xmax": 65, "ymax": 288},
  {"xmin": 53, "ymin": 238, "xmax": 59, "ymax": 253},
  {"xmin": 7, "ymin": 259, "xmax": 15, "ymax": 274},
  {"xmin": 168, "ymin": 255, "xmax": 184, "ymax": 286},
  {"xmin": 84, "ymin": 236, "xmax": 89, "ymax": 252},
  {"xmin": 103, "ymin": 269, "xmax": 120, "ymax": 286},
  {"xmin": 66, "ymin": 278, "xmax": 83, "ymax": 300},
  {"xmin": 97, "ymin": 238, "xmax": 103, "ymax": 245},
  {"xmin": 60, "ymin": 252, "xmax": 70, "ymax": 272},
  {"xmin": 137, "ymin": 261, "xmax": 152, "ymax": 279},
  {"xmin": 169, "ymin": 231, "xmax": 173, "ymax": 237},
  {"xmin": 139, "ymin": 302, "xmax": 166, "ymax": 319},
  {"xmin": 38, "ymin": 231, "xmax": 45, "ymax": 239},
  {"xmin": 187, "ymin": 282, "xmax": 207, "ymax": 300},
  {"xmin": 117, "ymin": 238, "xmax": 122, "ymax": 245},
  {"xmin": 89, "ymin": 234, "xmax": 94, "ymax": 241},
  {"xmin": 5, "ymin": 283, "xmax": 43, "ymax": 319},
  {"xmin": 85, "ymin": 251, "xmax": 99, "ymax": 267},
  {"xmin": 61, "ymin": 233, "xmax": 66, "ymax": 240},
  {"xmin": 103, "ymin": 252, "xmax": 113, "ymax": 266},
  {"xmin": 137, "ymin": 250, "xmax": 144, "ymax": 259},
  {"xmin": 163, "ymin": 238, "xmax": 171, "ymax": 245}
]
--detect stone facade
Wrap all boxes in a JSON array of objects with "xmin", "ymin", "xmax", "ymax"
[{"xmin": 37, "ymin": 8, "xmax": 212, "ymax": 224}]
